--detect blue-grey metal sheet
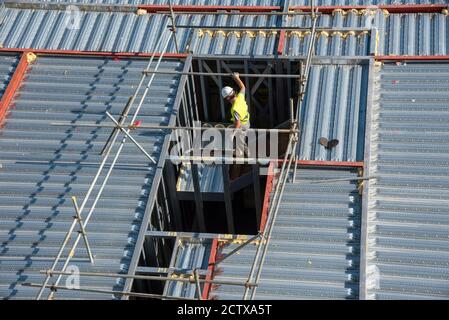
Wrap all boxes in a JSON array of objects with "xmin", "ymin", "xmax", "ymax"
[
  {"xmin": 298, "ymin": 63, "xmax": 368, "ymax": 162},
  {"xmin": 0, "ymin": 8, "xmax": 279, "ymax": 56},
  {"xmin": 163, "ymin": 238, "xmax": 212, "ymax": 299},
  {"xmin": 7, "ymin": 0, "xmax": 444, "ymax": 5},
  {"xmin": 10, "ymin": 0, "xmax": 282, "ymax": 5},
  {"xmin": 211, "ymin": 167, "xmax": 361, "ymax": 300},
  {"xmin": 2, "ymin": 6, "xmax": 448, "ymax": 56},
  {"xmin": 284, "ymin": 11, "xmax": 449, "ymax": 57},
  {"xmin": 285, "ymin": 10, "xmax": 372, "ymax": 56},
  {"xmin": 177, "ymin": 164, "xmax": 223, "ymax": 193},
  {"xmin": 365, "ymin": 62, "xmax": 449, "ymax": 300},
  {"xmin": 289, "ymin": 0, "xmax": 446, "ymax": 4},
  {"xmin": 0, "ymin": 54, "xmax": 19, "ymax": 100},
  {"xmin": 0, "ymin": 55, "xmax": 183, "ymax": 299}
]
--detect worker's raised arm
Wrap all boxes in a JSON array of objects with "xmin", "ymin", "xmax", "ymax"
[{"xmin": 232, "ymin": 72, "xmax": 245, "ymax": 94}]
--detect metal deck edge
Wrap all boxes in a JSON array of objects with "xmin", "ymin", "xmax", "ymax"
[
  {"xmin": 122, "ymin": 54, "xmax": 192, "ymax": 297},
  {"xmin": 359, "ymin": 57, "xmax": 376, "ymax": 300}
]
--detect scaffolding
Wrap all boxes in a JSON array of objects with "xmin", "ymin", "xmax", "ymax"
[{"xmin": 28, "ymin": 0, "xmax": 345, "ymax": 301}]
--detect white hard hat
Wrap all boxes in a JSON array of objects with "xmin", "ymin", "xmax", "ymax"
[{"xmin": 221, "ymin": 86, "xmax": 234, "ymax": 99}]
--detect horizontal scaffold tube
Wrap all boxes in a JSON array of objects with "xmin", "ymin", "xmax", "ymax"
[
  {"xmin": 142, "ymin": 70, "xmax": 304, "ymax": 78},
  {"xmin": 22, "ymin": 283, "xmax": 197, "ymax": 301},
  {"xmin": 39, "ymin": 270, "xmax": 257, "ymax": 288},
  {"xmin": 50, "ymin": 122, "xmax": 298, "ymax": 133}
]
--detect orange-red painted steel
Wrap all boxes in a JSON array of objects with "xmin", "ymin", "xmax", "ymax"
[
  {"xmin": 0, "ymin": 48, "xmax": 188, "ymax": 59},
  {"xmin": 260, "ymin": 162, "xmax": 275, "ymax": 233},
  {"xmin": 203, "ymin": 238, "xmax": 218, "ymax": 300},
  {"xmin": 277, "ymin": 30, "xmax": 286, "ymax": 55},
  {"xmin": 139, "ymin": 5, "xmax": 281, "ymax": 13}
]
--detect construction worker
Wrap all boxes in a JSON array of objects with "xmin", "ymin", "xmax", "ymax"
[
  {"xmin": 221, "ymin": 73, "xmax": 250, "ymax": 178},
  {"xmin": 221, "ymin": 72, "xmax": 250, "ymax": 130}
]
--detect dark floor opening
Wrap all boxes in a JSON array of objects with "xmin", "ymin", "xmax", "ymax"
[{"xmin": 192, "ymin": 57, "xmax": 300, "ymax": 128}]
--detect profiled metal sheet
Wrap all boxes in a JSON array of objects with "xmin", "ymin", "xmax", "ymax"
[
  {"xmin": 188, "ymin": 14, "xmax": 279, "ymax": 56},
  {"xmin": 284, "ymin": 11, "xmax": 449, "ymax": 57},
  {"xmin": 0, "ymin": 54, "xmax": 19, "ymax": 100},
  {"xmin": 2, "ymin": 6, "xmax": 447, "ymax": 56},
  {"xmin": 12, "ymin": 0, "xmax": 282, "ymax": 5},
  {"xmin": 365, "ymin": 62, "xmax": 449, "ymax": 300},
  {"xmin": 285, "ymin": 10, "xmax": 371, "ymax": 56},
  {"xmin": 163, "ymin": 238, "xmax": 212, "ymax": 299},
  {"xmin": 211, "ymin": 167, "xmax": 362, "ymax": 300},
  {"xmin": 177, "ymin": 164, "xmax": 223, "ymax": 193},
  {"xmin": 0, "ymin": 55, "xmax": 183, "ymax": 299},
  {"xmin": 289, "ymin": 0, "xmax": 445, "ymax": 4},
  {"xmin": 0, "ymin": 8, "xmax": 279, "ymax": 56},
  {"xmin": 298, "ymin": 63, "xmax": 368, "ymax": 162}
]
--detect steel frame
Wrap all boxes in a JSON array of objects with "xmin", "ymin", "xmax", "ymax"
[
  {"xmin": 7, "ymin": 0, "xmax": 446, "ymax": 302},
  {"xmin": 35, "ymin": 0, "xmax": 369, "ymax": 300},
  {"xmin": 9, "ymin": 0, "xmax": 444, "ymax": 15},
  {"xmin": 0, "ymin": 49, "xmax": 372, "ymax": 64},
  {"xmin": 202, "ymin": 238, "xmax": 218, "ymax": 300},
  {"xmin": 0, "ymin": 48, "xmax": 188, "ymax": 59},
  {"xmin": 277, "ymin": 0, "xmax": 290, "ymax": 56},
  {"xmin": 222, "ymin": 164, "xmax": 235, "ymax": 234},
  {"xmin": 192, "ymin": 58, "xmax": 298, "ymax": 126},
  {"xmin": 140, "ymin": 5, "xmax": 281, "ymax": 13},
  {"xmin": 144, "ymin": 232, "xmax": 256, "ymax": 299},
  {"xmin": 260, "ymin": 162, "xmax": 275, "ymax": 233}
]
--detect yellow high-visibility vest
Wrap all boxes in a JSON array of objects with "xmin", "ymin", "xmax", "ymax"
[{"xmin": 230, "ymin": 93, "xmax": 250, "ymax": 125}]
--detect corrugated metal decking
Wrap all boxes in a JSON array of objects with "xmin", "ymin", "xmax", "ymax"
[
  {"xmin": 0, "ymin": 9, "xmax": 279, "ymax": 56},
  {"xmin": 13, "ymin": 0, "xmax": 283, "ymax": 5},
  {"xmin": 366, "ymin": 62, "xmax": 449, "ymax": 299},
  {"xmin": 298, "ymin": 63, "xmax": 368, "ymax": 162},
  {"xmin": 8, "ymin": 0, "xmax": 446, "ymax": 6},
  {"xmin": 0, "ymin": 54, "xmax": 19, "ymax": 101},
  {"xmin": 211, "ymin": 167, "xmax": 362, "ymax": 300},
  {"xmin": 177, "ymin": 164, "xmax": 223, "ymax": 193},
  {"xmin": 289, "ymin": 0, "xmax": 446, "ymax": 5},
  {"xmin": 1, "ymin": 6, "xmax": 448, "ymax": 57},
  {"xmin": 0, "ymin": 55, "xmax": 183, "ymax": 299},
  {"xmin": 163, "ymin": 238, "xmax": 212, "ymax": 299},
  {"xmin": 284, "ymin": 11, "xmax": 449, "ymax": 57}
]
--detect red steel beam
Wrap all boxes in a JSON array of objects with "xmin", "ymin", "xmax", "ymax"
[
  {"xmin": 202, "ymin": 238, "xmax": 218, "ymax": 300},
  {"xmin": 277, "ymin": 30, "xmax": 286, "ymax": 56},
  {"xmin": 140, "ymin": 5, "xmax": 281, "ymax": 13},
  {"xmin": 291, "ymin": 4, "xmax": 447, "ymax": 14},
  {"xmin": 259, "ymin": 161, "xmax": 275, "ymax": 233},
  {"xmin": 0, "ymin": 48, "xmax": 188, "ymax": 59},
  {"xmin": 376, "ymin": 55, "xmax": 449, "ymax": 61},
  {"xmin": 0, "ymin": 52, "xmax": 32, "ymax": 125}
]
